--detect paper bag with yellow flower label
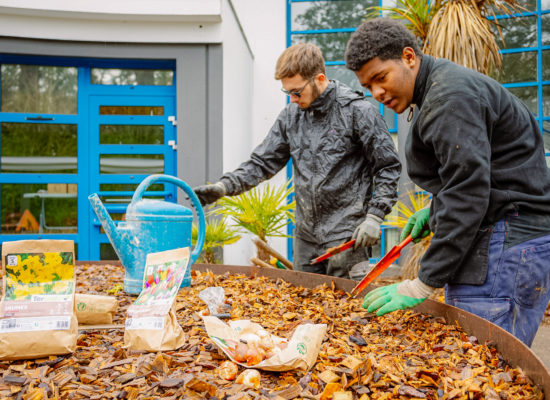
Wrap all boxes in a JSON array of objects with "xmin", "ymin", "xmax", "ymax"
[
  {"xmin": 0, "ymin": 240, "xmax": 77, "ymax": 360},
  {"xmin": 124, "ymin": 247, "xmax": 190, "ymax": 351}
]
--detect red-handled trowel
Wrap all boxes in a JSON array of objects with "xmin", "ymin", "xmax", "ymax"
[
  {"xmin": 349, "ymin": 234, "xmax": 413, "ymax": 298},
  {"xmin": 310, "ymin": 239, "xmax": 356, "ymax": 265}
]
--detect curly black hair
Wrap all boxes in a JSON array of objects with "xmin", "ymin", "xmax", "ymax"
[{"xmin": 345, "ymin": 18, "xmax": 422, "ymax": 71}]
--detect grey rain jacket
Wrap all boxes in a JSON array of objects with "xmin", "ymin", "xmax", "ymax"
[
  {"xmin": 407, "ymin": 55, "xmax": 550, "ymax": 288},
  {"xmin": 220, "ymin": 80, "xmax": 401, "ymax": 245}
]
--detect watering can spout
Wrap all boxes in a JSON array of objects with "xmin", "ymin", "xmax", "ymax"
[{"xmin": 88, "ymin": 193, "xmax": 126, "ymax": 257}]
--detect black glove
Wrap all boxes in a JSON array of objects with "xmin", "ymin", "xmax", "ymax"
[{"xmin": 193, "ymin": 182, "xmax": 226, "ymax": 205}]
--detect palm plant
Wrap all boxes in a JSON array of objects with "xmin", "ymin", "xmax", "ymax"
[
  {"xmin": 215, "ymin": 181, "xmax": 295, "ymax": 262},
  {"xmin": 367, "ymin": 0, "xmax": 442, "ymax": 44},
  {"xmin": 192, "ymin": 210, "xmax": 241, "ymax": 264},
  {"xmin": 368, "ymin": 0, "xmax": 525, "ymax": 75}
]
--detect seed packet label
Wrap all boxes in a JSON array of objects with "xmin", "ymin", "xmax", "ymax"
[
  {"xmin": 127, "ymin": 247, "xmax": 190, "ymax": 318},
  {"xmin": 0, "ymin": 315, "xmax": 71, "ymax": 333},
  {"xmin": 125, "ymin": 316, "xmax": 165, "ymax": 330},
  {"xmin": 1, "ymin": 252, "xmax": 74, "ymax": 319}
]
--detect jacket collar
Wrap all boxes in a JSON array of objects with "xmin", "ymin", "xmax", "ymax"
[
  {"xmin": 412, "ymin": 54, "xmax": 434, "ymax": 109},
  {"xmin": 307, "ymin": 80, "xmax": 336, "ymax": 113}
]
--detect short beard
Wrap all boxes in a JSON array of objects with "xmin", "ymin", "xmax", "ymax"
[{"xmin": 310, "ymin": 81, "xmax": 320, "ymax": 101}]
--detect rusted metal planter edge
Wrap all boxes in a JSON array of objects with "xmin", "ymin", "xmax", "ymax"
[{"xmin": 193, "ymin": 263, "xmax": 550, "ymax": 395}]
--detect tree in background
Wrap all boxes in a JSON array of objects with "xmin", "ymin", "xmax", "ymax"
[{"xmin": 368, "ymin": 0, "xmax": 527, "ymax": 75}]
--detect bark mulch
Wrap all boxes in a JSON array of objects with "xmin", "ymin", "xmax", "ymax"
[{"xmin": 0, "ymin": 264, "xmax": 544, "ymax": 399}]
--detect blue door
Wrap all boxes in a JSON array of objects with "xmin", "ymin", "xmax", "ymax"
[
  {"xmin": 0, "ymin": 56, "xmax": 177, "ymax": 260},
  {"xmin": 87, "ymin": 95, "xmax": 178, "ymax": 260}
]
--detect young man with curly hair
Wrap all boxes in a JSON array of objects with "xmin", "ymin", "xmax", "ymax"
[
  {"xmin": 193, "ymin": 43, "xmax": 401, "ymax": 278},
  {"xmin": 345, "ymin": 18, "xmax": 550, "ymax": 346}
]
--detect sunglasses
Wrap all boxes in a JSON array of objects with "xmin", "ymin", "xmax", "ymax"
[{"xmin": 281, "ymin": 79, "xmax": 312, "ymax": 98}]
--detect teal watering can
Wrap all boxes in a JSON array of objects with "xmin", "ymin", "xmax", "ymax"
[{"xmin": 88, "ymin": 174, "xmax": 206, "ymax": 294}]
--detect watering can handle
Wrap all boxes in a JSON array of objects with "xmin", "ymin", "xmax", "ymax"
[{"xmin": 131, "ymin": 174, "xmax": 206, "ymax": 265}]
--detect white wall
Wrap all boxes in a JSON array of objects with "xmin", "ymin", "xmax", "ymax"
[
  {"xmin": 221, "ymin": 0, "xmax": 288, "ymax": 265},
  {"xmin": 0, "ymin": 0, "xmax": 222, "ymax": 43}
]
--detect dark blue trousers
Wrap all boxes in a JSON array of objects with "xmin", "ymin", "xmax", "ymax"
[{"xmin": 446, "ymin": 215, "xmax": 550, "ymax": 346}]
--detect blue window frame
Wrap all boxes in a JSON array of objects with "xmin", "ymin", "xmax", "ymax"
[
  {"xmin": 488, "ymin": 0, "xmax": 550, "ymax": 165},
  {"xmin": 0, "ymin": 54, "xmax": 177, "ymax": 260}
]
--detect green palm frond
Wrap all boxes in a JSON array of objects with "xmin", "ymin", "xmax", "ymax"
[
  {"xmin": 192, "ymin": 210, "xmax": 241, "ymax": 264},
  {"xmin": 192, "ymin": 214, "xmax": 241, "ymax": 253},
  {"xmin": 215, "ymin": 181, "xmax": 295, "ymax": 242},
  {"xmin": 367, "ymin": 0, "xmax": 443, "ymax": 43}
]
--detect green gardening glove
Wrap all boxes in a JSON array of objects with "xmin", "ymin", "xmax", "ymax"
[
  {"xmin": 362, "ymin": 278, "xmax": 435, "ymax": 316},
  {"xmin": 400, "ymin": 207, "xmax": 431, "ymax": 243}
]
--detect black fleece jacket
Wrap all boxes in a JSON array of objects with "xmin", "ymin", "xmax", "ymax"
[{"xmin": 406, "ymin": 55, "xmax": 550, "ymax": 288}]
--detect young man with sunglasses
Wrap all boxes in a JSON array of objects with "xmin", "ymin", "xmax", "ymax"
[
  {"xmin": 194, "ymin": 43, "xmax": 401, "ymax": 278},
  {"xmin": 345, "ymin": 18, "xmax": 550, "ymax": 346}
]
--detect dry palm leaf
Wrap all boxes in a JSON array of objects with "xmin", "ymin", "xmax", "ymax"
[
  {"xmin": 401, "ymin": 237, "xmax": 432, "ymax": 280},
  {"xmin": 423, "ymin": 0, "xmax": 501, "ymax": 74},
  {"xmin": 384, "ymin": 191, "xmax": 432, "ymax": 279}
]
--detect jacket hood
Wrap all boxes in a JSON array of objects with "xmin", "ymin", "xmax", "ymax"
[{"xmin": 308, "ymin": 80, "xmax": 364, "ymax": 114}]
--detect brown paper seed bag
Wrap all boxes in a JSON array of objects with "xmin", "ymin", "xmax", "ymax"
[
  {"xmin": 204, "ymin": 316, "xmax": 327, "ymax": 372},
  {"xmin": 75, "ymin": 293, "xmax": 118, "ymax": 325},
  {"xmin": 124, "ymin": 247, "xmax": 190, "ymax": 352},
  {"xmin": 0, "ymin": 240, "xmax": 77, "ymax": 360}
]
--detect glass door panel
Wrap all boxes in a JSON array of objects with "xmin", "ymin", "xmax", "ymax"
[
  {"xmin": 1, "ymin": 183, "xmax": 77, "ymax": 234},
  {"xmin": 1, "ymin": 122, "xmax": 77, "ymax": 173},
  {"xmin": 1, "ymin": 64, "xmax": 77, "ymax": 114},
  {"xmin": 88, "ymin": 95, "xmax": 177, "ymax": 260}
]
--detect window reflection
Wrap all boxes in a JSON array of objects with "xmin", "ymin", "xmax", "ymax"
[
  {"xmin": 325, "ymin": 65, "xmax": 364, "ymax": 92},
  {"xmin": 543, "ymin": 86, "xmax": 550, "ymax": 116},
  {"xmin": 291, "ymin": 0, "xmax": 375, "ymax": 31},
  {"xmin": 543, "ymin": 122, "xmax": 550, "ymax": 167},
  {"xmin": 91, "ymin": 68, "xmax": 173, "ymax": 86},
  {"xmin": 1, "ymin": 183, "xmax": 77, "ymax": 234},
  {"xmin": 543, "ymin": 50, "xmax": 550, "ymax": 81},
  {"xmin": 492, "ymin": 15, "xmax": 537, "ymax": 49},
  {"xmin": 100, "ymin": 243, "xmax": 119, "ymax": 260},
  {"xmin": 383, "ymin": 107, "xmax": 396, "ymax": 130},
  {"xmin": 100, "ymin": 183, "xmax": 164, "ymax": 192},
  {"xmin": 541, "ymin": 14, "xmax": 550, "ymax": 45},
  {"xmin": 0, "ymin": 64, "xmax": 77, "ymax": 114},
  {"xmin": 100, "ymin": 125, "xmax": 164, "ymax": 145},
  {"xmin": 292, "ymin": 32, "xmax": 352, "ymax": 62},
  {"xmin": 99, "ymin": 106, "xmax": 164, "ymax": 116},
  {"xmin": 100, "ymin": 154, "xmax": 164, "ymax": 174},
  {"xmin": 507, "ymin": 86, "xmax": 538, "ymax": 115},
  {"xmin": 492, "ymin": 52, "xmax": 537, "ymax": 83},
  {"xmin": 1, "ymin": 123, "xmax": 77, "ymax": 173}
]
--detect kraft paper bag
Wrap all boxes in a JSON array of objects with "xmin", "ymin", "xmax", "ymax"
[
  {"xmin": 204, "ymin": 316, "xmax": 327, "ymax": 372},
  {"xmin": 0, "ymin": 240, "xmax": 77, "ymax": 360},
  {"xmin": 124, "ymin": 247, "xmax": 190, "ymax": 352},
  {"xmin": 75, "ymin": 293, "xmax": 118, "ymax": 325}
]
